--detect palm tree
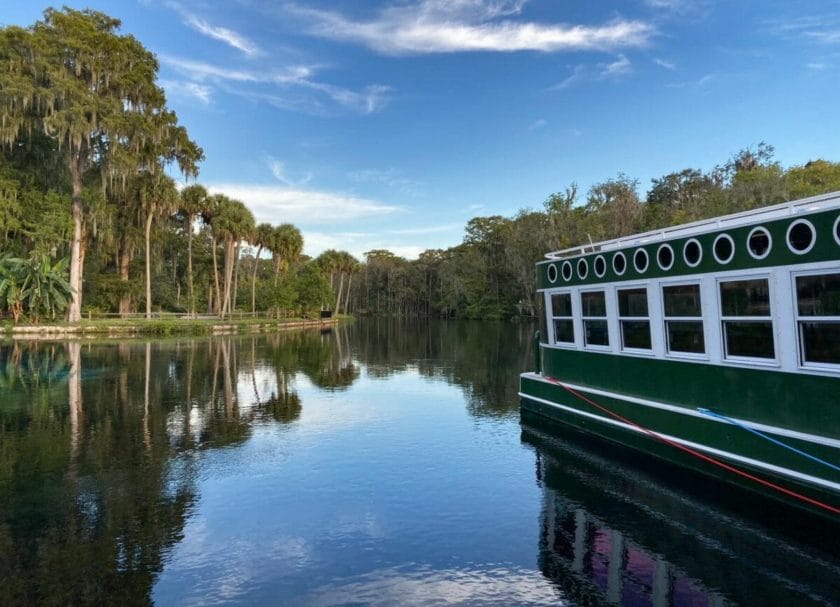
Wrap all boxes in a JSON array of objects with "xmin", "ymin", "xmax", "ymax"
[
  {"xmin": 212, "ymin": 197, "xmax": 255, "ymax": 318},
  {"xmin": 134, "ymin": 173, "xmax": 179, "ymax": 319},
  {"xmin": 179, "ymin": 184, "xmax": 209, "ymax": 317},
  {"xmin": 201, "ymin": 195, "xmax": 223, "ymax": 314},
  {"xmin": 250, "ymin": 222, "xmax": 274, "ymax": 315},
  {"xmin": 270, "ymin": 224, "xmax": 303, "ymax": 286}
]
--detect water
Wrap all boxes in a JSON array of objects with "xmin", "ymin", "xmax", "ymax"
[{"xmin": 0, "ymin": 319, "xmax": 837, "ymax": 606}]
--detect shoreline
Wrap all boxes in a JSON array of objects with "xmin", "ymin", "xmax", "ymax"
[{"xmin": 1, "ymin": 316, "xmax": 346, "ymax": 340}]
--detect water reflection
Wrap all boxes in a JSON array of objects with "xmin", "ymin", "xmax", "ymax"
[
  {"xmin": 522, "ymin": 420, "xmax": 840, "ymax": 607},
  {"xmin": 0, "ymin": 328, "xmax": 355, "ymax": 605}
]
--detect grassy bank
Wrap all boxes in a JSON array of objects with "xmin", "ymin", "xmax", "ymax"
[{"xmin": 1, "ymin": 315, "xmax": 349, "ymax": 339}]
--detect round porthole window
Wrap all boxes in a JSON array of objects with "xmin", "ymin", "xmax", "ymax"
[
  {"xmin": 683, "ymin": 239, "xmax": 702, "ymax": 268},
  {"xmin": 747, "ymin": 226, "xmax": 772, "ymax": 260},
  {"xmin": 834, "ymin": 215, "xmax": 840, "ymax": 246},
  {"xmin": 561, "ymin": 261, "xmax": 573, "ymax": 281},
  {"xmin": 633, "ymin": 248, "xmax": 649, "ymax": 273},
  {"xmin": 612, "ymin": 252, "xmax": 626, "ymax": 276},
  {"xmin": 657, "ymin": 244, "xmax": 674, "ymax": 271},
  {"xmin": 577, "ymin": 258, "xmax": 589, "ymax": 280},
  {"xmin": 787, "ymin": 219, "xmax": 816, "ymax": 255},
  {"xmin": 547, "ymin": 263, "xmax": 558, "ymax": 283},
  {"xmin": 713, "ymin": 234, "xmax": 735, "ymax": 264},
  {"xmin": 594, "ymin": 255, "xmax": 606, "ymax": 278}
]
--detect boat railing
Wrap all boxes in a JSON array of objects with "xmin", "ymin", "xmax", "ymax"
[{"xmin": 544, "ymin": 190, "xmax": 840, "ymax": 260}]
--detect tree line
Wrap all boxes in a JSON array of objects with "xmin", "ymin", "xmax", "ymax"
[{"xmin": 2, "ymin": 9, "xmax": 840, "ymax": 323}]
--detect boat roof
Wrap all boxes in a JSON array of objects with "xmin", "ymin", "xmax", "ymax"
[{"xmin": 544, "ymin": 190, "xmax": 840, "ymax": 260}]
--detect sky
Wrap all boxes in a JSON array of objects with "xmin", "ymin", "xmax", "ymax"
[{"xmin": 2, "ymin": 1, "xmax": 840, "ymax": 259}]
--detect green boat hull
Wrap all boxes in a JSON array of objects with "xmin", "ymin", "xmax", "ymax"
[{"xmin": 520, "ymin": 346, "xmax": 840, "ymax": 518}]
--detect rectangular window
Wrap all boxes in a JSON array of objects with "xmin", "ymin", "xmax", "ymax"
[
  {"xmin": 795, "ymin": 273, "xmax": 840, "ymax": 366},
  {"xmin": 662, "ymin": 284, "xmax": 705, "ymax": 354},
  {"xmin": 551, "ymin": 292, "xmax": 575, "ymax": 344},
  {"xmin": 719, "ymin": 278, "xmax": 775, "ymax": 360},
  {"xmin": 618, "ymin": 287, "xmax": 651, "ymax": 350},
  {"xmin": 581, "ymin": 291, "xmax": 609, "ymax": 347}
]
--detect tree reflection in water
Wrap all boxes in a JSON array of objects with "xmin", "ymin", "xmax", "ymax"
[{"xmin": 0, "ymin": 327, "xmax": 354, "ymax": 605}]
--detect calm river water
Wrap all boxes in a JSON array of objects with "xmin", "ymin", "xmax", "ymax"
[{"xmin": 0, "ymin": 320, "xmax": 837, "ymax": 606}]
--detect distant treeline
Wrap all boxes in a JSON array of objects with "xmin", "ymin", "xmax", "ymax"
[
  {"xmin": 349, "ymin": 144, "xmax": 840, "ymax": 319},
  {"xmin": 2, "ymin": 11, "xmax": 840, "ymax": 323}
]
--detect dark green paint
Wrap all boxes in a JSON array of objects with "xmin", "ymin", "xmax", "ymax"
[{"xmin": 537, "ymin": 208, "xmax": 840, "ymax": 289}]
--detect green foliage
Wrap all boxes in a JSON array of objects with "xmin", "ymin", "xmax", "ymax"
[{"xmin": 0, "ymin": 253, "xmax": 72, "ymax": 322}]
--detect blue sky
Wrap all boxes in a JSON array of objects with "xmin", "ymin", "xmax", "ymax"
[{"xmin": 3, "ymin": 1, "xmax": 840, "ymax": 259}]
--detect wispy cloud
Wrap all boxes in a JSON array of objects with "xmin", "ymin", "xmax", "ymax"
[
  {"xmin": 765, "ymin": 15, "xmax": 840, "ymax": 45},
  {"xmin": 528, "ymin": 118, "xmax": 548, "ymax": 130},
  {"xmin": 205, "ymin": 184, "xmax": 403, "ymax": 227},
  {"xmin": 266, "ymin": 157, "xmax": 312, "ymax": 187},
  {"xmin": 183, "ymin": 14, "xmax": 261, "ymax": 56},
  {"xmin": 654, "ymin": 57, "xmax": 676, "ymax": 70},
  {"xmin": 159, "ymin": 79, "xmax": 213, "ymax": 104},
  {"xmin": 552, "ymin": 54, "xmax": 634, "ymax": 90},
  {"xmin": 390, "ymin": 223, "xmax": 463, "ymax": 235},
  {"xmin": 665, "ymin": 72, "xmax": 715, "ymax": 88},
  {"xmin": 286, "ymin": 1, "xmax": 655, "ymax": 55},
  {"xmin": 159, "ymin": 55, "xmax": 392, "ymax": 115},
  {"xmin": 348, "ymin": 169, "xmax": 423, "ymax": 195}
]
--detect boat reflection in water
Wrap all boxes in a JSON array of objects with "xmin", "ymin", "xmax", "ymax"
[{"xmin": 521, "ymin": 417, "xmax": 839, "ymax": 607}]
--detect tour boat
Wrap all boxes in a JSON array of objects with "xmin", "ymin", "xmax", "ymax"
[{"xmin": 519, "ymin": 191, "xmax": 840, "ymax": 519}]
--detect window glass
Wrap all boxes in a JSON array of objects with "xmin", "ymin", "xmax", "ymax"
[
  {"xmin": 618, "ymin": 287, "xmax": 651, "ymax": 350},
  {"xmin": 720, "ymin": 279, "xmax": 771, "ymax": 316},
  {"xmin": 719, "ymin": 278, "xmax": 774, "ymax": 360},
  {"xmin": 618, "ymin": 288, "xmax": 648, "ymax": 317},
  {"xmin": 581, "ymin": 291, "xmax": 609, "ymax": 347},
  {"xmin": 551, "ymin": 293, "xmax": 573, "ymax": 317},
  {"xmin": 796, "ymin": 273, "xmax": 840, "ymax": 316},
  {"xmin": 663, "ymin": 284, "xmax": 702, "ymax": 316},
  {"xmin": 581, "ymin": 291, "xmax": 606, "ymax": 316},
  {"xmin": 663, "ymin": 284, "xmax": 704, "ymax": 354},
  {"xmin": 550, "ymin": 292, "xmax": 574, "ymax": 344},
  {"xmin": 796, "ymin": 273, "xmax": 840, "ymax": 365}
]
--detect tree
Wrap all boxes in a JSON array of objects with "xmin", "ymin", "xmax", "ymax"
[
  {"xmin": 270, "ymin": 224, "xmax": 304, "ymax": 287},
  {"xmin": 249, "ymin": 222, "xmax": 274, "ymax": 314},
  {"xmin": 785, "ymin": 160, "xmax": 840, "ymax": 200},
  {"xmin": 0, "ymin": 9, "xmax": 168, "ymax": 320},
  {"xmin": 211, "ymin": 197, "xmax": 254, "ymax": 318},
  {"xmin": 179, "ymin": 184, "xmax": 209, "ymax": 317}
]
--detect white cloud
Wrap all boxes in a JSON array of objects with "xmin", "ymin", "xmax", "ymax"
[
  {"xmin": 654, "ymin": 57, "xmax": 676, "ymax": 70},
  {"xmin": 159, "ymin": 55, "xmax": 391, "ymax": 115},
  {"xmin": 552, "ymin": 55, "xmax": 633, "ymax": 90},
  {"xmin": 266, "ymin": 157, "xmax": 312, "ymax": 187},
  {"xmin": 184, "ymin": 14, "xmax": 261, "ymax": 56},
  {"xmin": 665, "ymin": 72, "xmax": 715, "ymax": 88},
  {"xmin": 348, "ymin": 169, "xmax": 422, "ymax": 195},
  {"xmin": 601, "ymin": 54, "xmax": 632, "ymax": 77},
  {"xmin": 807, "ymin": 62, "xmax": 827, "ymax": 70},
  {"xmin": 300, "ymin": 231, "xmax": 426, "ymax": 259},
  {"xmin": 286, "ymin": 1, "xmax": 655, "ymax": 55},
  {"xmin": 528, "ymin": 118, "xmax": 548, "ymax": 130},
  {"xmin": 160, "ymin": 79, "xmax": 213, "ymax": 104},
  {"xmin": 205, "ymin": 184, "xmax": 403, "ymax": 227}
]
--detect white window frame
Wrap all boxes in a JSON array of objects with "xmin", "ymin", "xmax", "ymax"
[
  {"xmin": 580, "ymin": 288, "xmax": 611, "ymax": 350},
  {"xmin": 549, "ymin": 289, "xmax": 577, "ymax": 347},
  {"xmin": 717, "ymin": 275, "xmax": 779, "ymax": 366},
  {"xmin": 661, "ymin": 280, "xmax": 709, "ymax": 360},
  {"xmin": 791, "ymin": 269, "xmax": 840, "ymax": 373},
  {"xmin": 616, "ymin": 284, "xmax": 653, "ymax": 353}
]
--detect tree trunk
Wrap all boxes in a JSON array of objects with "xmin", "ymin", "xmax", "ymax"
[
  {"xmin": 232, "ymin": 243, "xmax": 241, "ymax": 315},
  {"xmin": 187, "ymin": 216, "xmax": 195, "ymax": 317},
  {"xmin": 145, "ymin": 212, "xmax": 154, "ymax": 319},
  {"xmin": 251, "ymin": 245, "xmax": 263, "ymax": 315},
  {"xmin": 67, "ymin": 159, "xmax": 85, "ymax": 322},
  {"xmin": 344, "ymin": 273, "xmax": 353, "ymax": 314},
  {"xmin": 221, "ymin": 238, "xmax": 235, "ymax": 318},
  {"xmin": 335, "ymin": 272, "xmax": 345, "ymax": 314},
  {"xmin": 211, "ymin": 236, "xmax": 221, "ymax": 315},
  {"xmin": 118, "ymin": 243, "xmax": 132, "ymax": 318}
]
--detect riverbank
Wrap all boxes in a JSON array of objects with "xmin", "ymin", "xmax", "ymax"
[{"xmin": 1, "ymin": 315, "xmax": 347, "ymax": 340}]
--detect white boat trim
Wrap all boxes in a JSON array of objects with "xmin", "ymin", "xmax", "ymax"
[
  {"xmin": 518, "ymin": 390, "xmax": 840, "ymax": 493},
  {"xmin": 521, "ymin": 372, "xmax": 840, "ymax": 449}
]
